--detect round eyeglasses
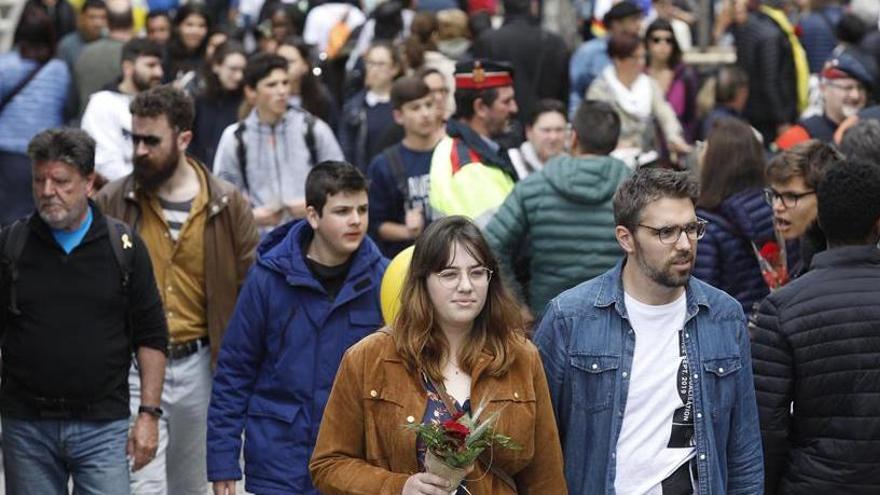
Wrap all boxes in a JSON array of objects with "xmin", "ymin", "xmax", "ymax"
[{"xmin": 433, "ymin": 267, "xmax": 494, "ymax": 289}]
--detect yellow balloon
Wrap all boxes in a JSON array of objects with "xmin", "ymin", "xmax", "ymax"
[{"xmin": 380, "ymin": 246, "xmax": 414, "ymax": 325}]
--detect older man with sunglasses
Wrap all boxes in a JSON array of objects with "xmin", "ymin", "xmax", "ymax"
[{"xmin": 535, "ymin": 167, "xmax": 763, "ymax": 495}]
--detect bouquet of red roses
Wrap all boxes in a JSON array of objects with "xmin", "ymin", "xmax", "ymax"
[{"xmin": 405, "ymin": 396, "xmax": 520, "ymax": 488}]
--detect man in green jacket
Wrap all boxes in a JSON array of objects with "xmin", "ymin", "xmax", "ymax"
[{"xmin": 485, "ymin": 100, "xmax": 632, "ymax": 317}]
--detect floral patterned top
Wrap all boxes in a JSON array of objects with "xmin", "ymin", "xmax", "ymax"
[{"xmin": 417, "ymin": 373, "xmax": 471, "ymax": 495}]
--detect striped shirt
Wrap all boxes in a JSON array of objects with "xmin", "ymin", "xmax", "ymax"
[{"xmin": 158, "ymin": 197, "xmax": 193, "ymax": 241}]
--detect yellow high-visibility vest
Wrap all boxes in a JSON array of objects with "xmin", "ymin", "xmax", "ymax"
[{"xmin": 429, "ymin": 135, "xmax": 515, "ymax": 226}]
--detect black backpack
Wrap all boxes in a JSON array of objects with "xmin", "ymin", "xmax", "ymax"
[{"xmin": 1, "ymin": 216, "xmax": 136, "ymax": 342}]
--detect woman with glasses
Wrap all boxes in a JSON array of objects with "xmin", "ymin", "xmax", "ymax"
[
  {"xmin": 587, "ymin": 32, "xmax": 692, "ymax": 164},
  {"xmin": 645, "ymin": 19, "xmax": 699, "ymax": 143},
  {"xmin": 310, "ymin": 216, "xmax": 566, "ymax": 494},
  {"xmin": 693, "ymin": 118, "xmax": 778, "ymax": 314}
]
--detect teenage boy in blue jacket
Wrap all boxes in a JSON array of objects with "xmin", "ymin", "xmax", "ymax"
[{"xmin": 206, "ymin": 161, "xmax": 388, "ymax": 495}]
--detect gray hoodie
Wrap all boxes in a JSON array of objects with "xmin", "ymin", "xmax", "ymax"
[{"xmin": 213, "ymin": 107, "xmax": 343, "ymax": 208}]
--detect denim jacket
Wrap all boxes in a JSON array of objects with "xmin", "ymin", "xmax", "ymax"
[{"xmin": 533, "ymin": 260, "xmax": 764, "ymax": 495}]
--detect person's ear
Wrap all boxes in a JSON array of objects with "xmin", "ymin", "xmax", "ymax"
[
  {"xmin": 474, "ymin": 97, "xmax": 489, "ymax": 120},
  {"xmin": 306, "ymin": 204, "xmax": 320, "ymax": 229},
  {"xmin": 616, "ymin": 225, "xmax": 636, "ymax": 255},
  {"xmin": 569, "ymin": 131, "xmax": 580, "ymax": 154},
  {"xmin": 121, "ymin": 59, "xmax": 134, "ymax": 79},
  {"xmin": 393, "ymin": 108, "xmax": 404, "ymax": 126},
  {"xmin": 177, "ymin": 129, "xmax": 193, "ymax": 152},
  {"xmin": 85, "ymin": 172, "xmax": 97, "ymax": 196}
]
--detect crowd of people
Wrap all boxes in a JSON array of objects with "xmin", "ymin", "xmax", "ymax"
[{"xmin": 1, "ymin": 0, "xmax": 880, "ymax": 493}]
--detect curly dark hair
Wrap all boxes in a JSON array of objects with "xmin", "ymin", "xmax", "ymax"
[
  {"xmin": 130, "ymin": 85, "xmax": 195, "ymax": 132},
  {"xmin": 817, "ymin": 159, "xmax": 880, "ymax": 245}
]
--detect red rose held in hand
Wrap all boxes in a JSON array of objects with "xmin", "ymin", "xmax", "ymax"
[
  {"xmin": 442, "ymin": 419, "xmax": 470, "ymax": 440},
  {"xmin": 760, "ymin": 241, "xmax": 780, "ymax": 265}
]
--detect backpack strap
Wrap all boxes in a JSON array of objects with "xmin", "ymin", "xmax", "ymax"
[
  {"xmin": 2, "ymin": 218, "xmax": 31, "ymax": 316},
  {"xmin": 233, "ymin": 121, "xmax": 250, "ymax": 192},
  {"xmin": 104, "ymin": 216, "xmax": 136, "ymax": 347},
  {"xmin": 383, "ymin": 144, "xmax": 408, "ymax": 198},
  {"xmin": 105, "ymin": 217, "xmax": 135, "ymax": 291},
  {"xmin": 304, "ymin": 111, "xmax": 318, "ymax": 166}
]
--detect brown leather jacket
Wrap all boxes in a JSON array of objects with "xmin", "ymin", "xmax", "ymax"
[
  {"xmin": 94, "ymin": 159, "xmax": 259, "ymax": 364},
  {"xmin": 310, "ymin": 330, "xmax": 568, "ymax": 494}
]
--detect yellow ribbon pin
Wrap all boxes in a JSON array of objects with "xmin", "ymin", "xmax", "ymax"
[{"xmin": 121, "ymin": 233, "xmax": 133, "ymax": 250}]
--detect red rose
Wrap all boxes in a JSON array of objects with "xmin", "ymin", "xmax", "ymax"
[
  {"xmin": 795, "ymin": 24, "xmax": 803, "ymax": 38},
  {"xmin": 442, "ymin": 419, "xmax": 470, "ymax": 440},
  {"xmin": 760, "ymin": 241, "xmax": 780, "ymax": 264}
]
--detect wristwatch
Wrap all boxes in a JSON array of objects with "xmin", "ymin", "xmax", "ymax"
[{"xmin": 138, "ymin": 405, "xmax": 164, "ymax": 418}]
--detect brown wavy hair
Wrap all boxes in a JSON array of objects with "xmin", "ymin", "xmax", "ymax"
[{"xmin": 392, "ymin": 216, "xmax": 525, "ymax": 384}]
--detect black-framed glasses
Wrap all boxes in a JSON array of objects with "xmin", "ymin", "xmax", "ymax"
[
  {"xmin": 763, "ymin": 187, "xmax": 815, "ymax": 208},
  {"xmin": 637, "ymin": 219, "xmax": 708, "ymax": 245}
]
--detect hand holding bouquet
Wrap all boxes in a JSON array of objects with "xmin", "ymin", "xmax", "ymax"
[{"xmin": 405, "ymin": 396, "xmax": 520, "ymax": 489}]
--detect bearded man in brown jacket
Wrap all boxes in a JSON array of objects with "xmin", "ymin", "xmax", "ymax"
[{"xmin": 95, "ymin": 85, "xmax": 258, "ymax": 495}]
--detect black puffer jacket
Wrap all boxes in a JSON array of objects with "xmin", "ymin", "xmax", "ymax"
[{"xmin": 751, "ymin": 245, "xmax": 880, "ymax": 494}]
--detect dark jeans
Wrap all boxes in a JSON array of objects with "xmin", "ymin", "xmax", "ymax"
[{"xmin": 0, "ymin": 150, "xmax": 34, "ymax": 227}]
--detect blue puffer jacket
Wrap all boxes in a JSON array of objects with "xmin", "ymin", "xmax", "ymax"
[
  {"xmin": 207, "ymin": 219, "xmax": 387, "ymax": 495},
  {"xmin": 695, "ymin": 188, "xmax": 774, "ymax": 314}
]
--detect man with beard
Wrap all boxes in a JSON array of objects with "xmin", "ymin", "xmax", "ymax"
[
  {"xmin": 534, "ymin": 167, "xmax": 764, "ymax": 494},
  {"xmin": 95, "ymin": 85, "xmax": 259, "ymax": 494},
  {"xmin": 0, "ymin": 128, "xmax": 168, "ymax": 493},
  {"xmin": 428, "ymin": 59, "xmax": 519, "ymax": 227},
  {"xmin": 775, "ymin": 53, "xmax": 873, "ymax": 150},
  {"xmin": 82, "ymin": 38, "xmax": 163, "ymax": 183}
]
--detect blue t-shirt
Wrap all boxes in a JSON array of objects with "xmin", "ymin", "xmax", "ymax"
[
  {"xmin": 51, "ymin": 206, "xmax": 93, "ymax": 254},
  {"xmin": 367, "ymin": 143, "xmax": 434, "ymax": 258}
]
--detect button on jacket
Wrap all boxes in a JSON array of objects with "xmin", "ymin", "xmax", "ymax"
[
  {"xmin": 533, "ymin": 260, "xmax": 764, "ymax": 494},
  {"xmin": 309, "ymin": 330, "xmax": 567, "ymax": 494},
  {"xmin": 95, "ymin": 158, "xmax": 259, "ymax": 364}
]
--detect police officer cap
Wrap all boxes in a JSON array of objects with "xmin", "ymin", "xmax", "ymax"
[
  {"xmin": 822, "ymin": 53, "xmax": 875, "ymax": 89},
  {"xmin": 454, "ymin": 59, "xmax": 514, "ymax": 90}
]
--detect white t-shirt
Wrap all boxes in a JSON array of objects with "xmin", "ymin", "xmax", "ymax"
[{"xmin": 615, "ymin": 291, "xmax": 695, "ymax": 495}]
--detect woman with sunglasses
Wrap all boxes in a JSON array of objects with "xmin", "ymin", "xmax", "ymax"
[
  {"xmin": 645, "ymin": 19, "xmax": 699, "ymax": 143},
  {"xmin": 310, "ymin": 216, "xmax": 566, "ymax": 494},
  {"xmin": 693, "ymin": 118, "xmax": 779, "ymax": 315}
]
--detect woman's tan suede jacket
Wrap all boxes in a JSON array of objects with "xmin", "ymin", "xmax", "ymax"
[{"xmin": 309, "ymin": 330, "xmax": 567, "ymax": 494}]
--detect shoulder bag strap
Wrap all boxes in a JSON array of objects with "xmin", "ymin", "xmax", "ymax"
[{"xmin": 0, "ymin": 62, "xmax": 47, "ymax": 116}]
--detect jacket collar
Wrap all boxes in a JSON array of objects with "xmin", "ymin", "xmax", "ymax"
[
  {"xmin": 594, "ymin": 258, "xmax": 710, "ymax": 322},
  {"xmin": 121, "ymin": 157, "xmax": 231, "ymax": 219},
  {"xmin": 445, "ymin": 119, "xmax": 518, "ymax": 180},
  {"xmin": 258, "ymin": 219, "xmax": 384, "ymax": 301},
  {"xmin": 809, "ymin": 244, "xmax": 880, "ymax": 270}
]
